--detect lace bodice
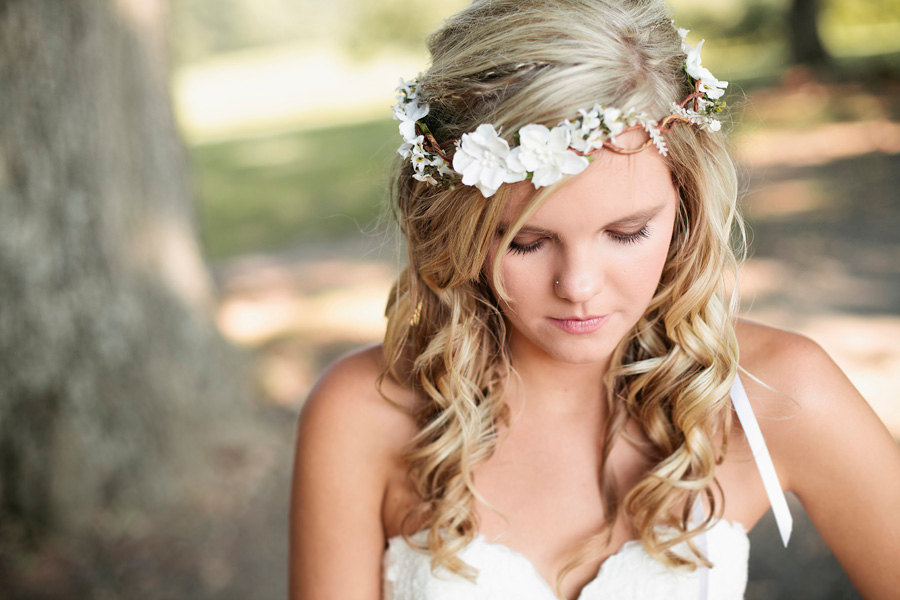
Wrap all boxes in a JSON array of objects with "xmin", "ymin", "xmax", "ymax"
[
  {"xmin": 383, "ymin": 518, "xmax": 749, "ymax": 599},
  {"xmin": 381, "ymin": 375, "xmax": 791, "ymax": 599}
]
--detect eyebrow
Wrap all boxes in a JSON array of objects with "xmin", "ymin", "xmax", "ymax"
[
  {"xmin": 602, "ymin": 202, "xmax": 668, "ymax": 228},
  {"xmin": 499, "ymin": 202, "xmax": 668, "ymax": 236}
]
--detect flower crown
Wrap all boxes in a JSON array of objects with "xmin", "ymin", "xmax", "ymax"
[{"xmin": 393, "ymin": 27, "xmax": 727, "ymax": 198}]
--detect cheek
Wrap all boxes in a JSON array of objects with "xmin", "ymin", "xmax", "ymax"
[
  {"xmin": 613, "ymin": 231, "xmax": 673, "ymax": 303},
  {"xmin": 497, "ymin": 258, "xmax": 542, "ymax": 309}
]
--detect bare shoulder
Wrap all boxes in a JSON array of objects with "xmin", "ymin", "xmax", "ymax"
[
  {"xmin": 298, "ymin": 343, "xmax": 418, "ymax": 453},
  {"xmin": 734, "ymin": 318, "xmax": 838, "ymax": 405},
  {"xmin": 289, "ymin": 344, "xmax": 418, "ymax": 599},
  {"xmin": 294, "ymin": 343, "xmax": 420, "ymax": 498},
  {"xmin": 733, "ymin": 317, "xmax": 877, "ymax": 444},
  {"xmin": 731, "ymin": 317, "xmax": 886, "ymax": 436},
  {"xmin": 734, "ymin": 318, "xmax": 900, "ymax": 599}
]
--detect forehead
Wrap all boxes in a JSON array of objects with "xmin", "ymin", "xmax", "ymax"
[{"xmin": 502, "ymin": 134, "xmax": 677, "ymax": 226}]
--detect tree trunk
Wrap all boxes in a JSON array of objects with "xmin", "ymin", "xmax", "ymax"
[
  {"xmin": 788, "ymin": 0, "xmax": 830, "ymax": 66},
  {"xmin": 0, "ymin": 0, "xmax": 248, "ymax": 552}
]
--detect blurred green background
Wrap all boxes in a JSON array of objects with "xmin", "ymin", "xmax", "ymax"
[{"xmin": 171, "ymin": 0, "xmax": 900, "ymax": 258}]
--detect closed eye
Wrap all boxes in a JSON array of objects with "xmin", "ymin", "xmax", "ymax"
[
  {"xmin": 608, "ymin": 225, "xmax": 650, "ymax": 245},
  {"xmin": 507, "ymin": 238, "xmax": 545, "ymax": 255}
]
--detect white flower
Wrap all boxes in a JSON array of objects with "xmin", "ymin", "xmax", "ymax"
[
  {"xmin": 398, "ymin": 134, "xmax": 424, "ymax": 159},
  {"xmin": 601, "ymin": 106, "xmax": 626, "ymax": 137},
  {"xmin": 411, "ymin": 148, "xmax": 430, "ymax": 168},
  {"xmin": 396, "ymin": 77, "xmax": 419, "ymax": 101},
  {"xmin": 581, "ymin": 128, "xmax": 605, "ymax": 152},
  {"xmin": 393, "ymin": 99, "xmax": 429, "ymax": 143},
  {"xmin": 436, "ymin": 159, "xmax": 454, "ymax": 177},
  {"xmin": 684, "ymin": 39, "xmax": 728, "ymax": 100},
  {"xmin": 644, "ymin": 122, "xmax": 668, "ymax": 156},
  {"xmin": 412, "ymin": 171, "xmax": 437, "ymax": 185},
  {"xmin": 578, "ymin": 108, "xmax": 601, "ymax": 130},
  {"xmin": 671, "ymin": 102, "xmax": 723, "ymax": 133},
  {"xmin": 509, "ymin": 124, "xmax": 590, "ymax": 189},
  {"xmin": 558, "ymin": 120, "xmax": 584, "ymax": 152},
  {"xmin": 452, "ymin": 124, "xmax": 526, "ymax": 197},
  {"xmin": 393, "ymin": 99, "xmax": 428, "ymax": 124}
]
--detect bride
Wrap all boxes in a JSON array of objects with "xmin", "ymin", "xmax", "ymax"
[{"xmin": 289, "ymin": 1, "xmax": 900, "ymax": 598}]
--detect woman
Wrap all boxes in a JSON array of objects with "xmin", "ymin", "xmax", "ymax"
[{"xmin": 290, "ymin": 1, "xmax": 900, "ymax": 598}]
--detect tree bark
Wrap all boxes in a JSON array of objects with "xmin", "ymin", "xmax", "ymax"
[
  {"xmin": 788, "ymin": 0, "xmax": 830, "ymax": 66},
  {"xmin": 0, "ymin": 0, "xmax": 247, "ymax": 549}
]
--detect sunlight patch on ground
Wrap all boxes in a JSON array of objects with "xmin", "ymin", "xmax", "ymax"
[
  {"xmin": 743, "ymin": 179, "xmax": 829, "ymax": 218},
  {"xmin": 217, "ymin": 265, "xmax": 392, "ymax": 347},
  {"xmin": 217, "ymin": 248, "xmax": 396, "ymax": 347},
  {"xmin": 173, "ymin": 42, "xmax": 427, "ymax": 142},
  {"xmin": 735, "ymin": 120, "xmax": 900, "ymax": 168}
]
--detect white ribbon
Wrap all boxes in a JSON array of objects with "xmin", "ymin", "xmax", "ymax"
[{"xmin": 730, "ymin": 373, "xmax": 793, "ymax": 546}]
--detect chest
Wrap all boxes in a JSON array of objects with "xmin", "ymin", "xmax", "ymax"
[{"xmin": 381, "ymin": 410, "xmax": 771, "ymax": 599}]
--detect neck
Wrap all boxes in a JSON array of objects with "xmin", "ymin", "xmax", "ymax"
[{"xmin": 505, "ymin": 338, "xmax": 612, "ymax": 417}]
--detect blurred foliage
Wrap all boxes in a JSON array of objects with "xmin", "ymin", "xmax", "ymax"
[
  {"xmin": 674, "ymin": 0, "xmax": 900, "ymax": 44},
  {"xmin": 672, "ymin": 0, "xmax": 784, "ymax": 42},
  {"xmin": 171, "ymin": 0, "xmax": 467, "ymax": 65},
  {"xmin": 191, "ymin": 119, "xmax": 397, "ymax": 259},
  {"xmin": 342, "ymin": 0, "xmax": 469, "ymax": 59},
  {"xmin": 826, "ymin": 0, "xmax": 900, "ymax": 24},
  {"xmin": 171, "ymin": 0, "xmax": 315, "ymax": 63},
  {"xmin": 172, "ymin": 0, "xmax": 900, "ymax": 66},
  {"xmin": 175, "ymin": 0, "xmax": 900, "ymax": 259}
]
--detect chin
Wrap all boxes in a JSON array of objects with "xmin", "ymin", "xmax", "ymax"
[
  {"xmin": 549, "ymin": 342, "xmax": 618, "ymax": 366},
  {"xmin": 519, "ymin": 332, "xmax": 623, "ymax": 366}
]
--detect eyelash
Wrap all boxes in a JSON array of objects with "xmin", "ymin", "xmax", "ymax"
[
  {"xmin": 609, "ymin": 225, "xmax": 651, "ymax": 245},
  {"xmin": 507, "ymin": 225, "xmax": 651, "ymax": 255},
  {"xmin": 508, "ymin": 239, "xmax": 544, "ymax": 255}
]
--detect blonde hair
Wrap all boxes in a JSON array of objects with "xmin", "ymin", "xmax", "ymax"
[{"xmin": 382, "ymin": 0, "xmax": 744, "ymax": 593}]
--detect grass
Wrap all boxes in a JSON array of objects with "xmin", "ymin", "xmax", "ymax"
[{"xmin": 189, "ymin": 118, "xmax": 398, "ymax": 260}]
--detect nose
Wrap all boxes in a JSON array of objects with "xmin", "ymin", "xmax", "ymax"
[{"xmin": 553, "ymin": 247, "xmax": 602, "ymax": 303}]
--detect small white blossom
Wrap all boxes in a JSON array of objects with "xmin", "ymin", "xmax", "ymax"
[
  {"xmin": 412, "ymin": 171, "xmax": 437, "ymax": 185},
  {"xmin": 396, "ymin": 77, "xmax": 420, "ymax": 101},
  {"xmin": 394, "ymin": 99, "xmax": 429, "ymax": 143},
  {"xmin": 393, "ymin": 99, "xmax": 429, "ymax": 124},
  {"xmin": 398, "ymin": 134, "xmax": 425, "ymax": 159},
  {"xmin": 644, "ymin": 122, "xmax": 668, "ymax": 156},
  {"xmin": 452, "ymin": 124, "xmax": 526, "ymax": 197},
  {"xmin": 684, "ymin": 39, "xmax": 728, "ymax": 100},
  {"xmin": 671, "ymin": 102, "xmax": 723, "ymax": 132},
  {"xmin": 508, "ymin": 124, "xmax": 590, "ymax": 189},
  {"xmin": 601, "ymin": 106, "xmax": 626, "ymax": 137},
  {"xmin": 393, "ymin": 78, "xmax": 430, "ymax": 145},
  {"xmin": 583, "ymin": 128, "xmax": 605, "ymax": 151},
  {"xmin": 436, "ymin": 159, "xmax": 454, "ymax": 177},
  {"xmin": 578, "ymin": 108, "xmax": 601, "ymax": 130},
  {"xmin": 558, "ymin": 120, "xmax": 586, "ymax": 153}
]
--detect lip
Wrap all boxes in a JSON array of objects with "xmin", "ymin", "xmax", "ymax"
[{"xmin": 548, "ymin": 315, "xmax": 609, "ymax": 334}]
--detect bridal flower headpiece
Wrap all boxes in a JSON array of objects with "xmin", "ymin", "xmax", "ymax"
[{"xmin": 393, "ymin": 27, "xmax": 727, "ymax": 198}]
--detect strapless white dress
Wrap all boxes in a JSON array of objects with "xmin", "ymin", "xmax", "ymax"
[
  {"xmin": 382, "ymin": 375, "xmax": 792, "ymax": 599},
  {"xmin": 384, "ymin": 518, "xmax": 749, "ymax": 599}
]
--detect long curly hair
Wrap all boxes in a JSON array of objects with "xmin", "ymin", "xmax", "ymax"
[{"xmin": 381, "ymin": 0, "xmax": 745, "ymax": 594}]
